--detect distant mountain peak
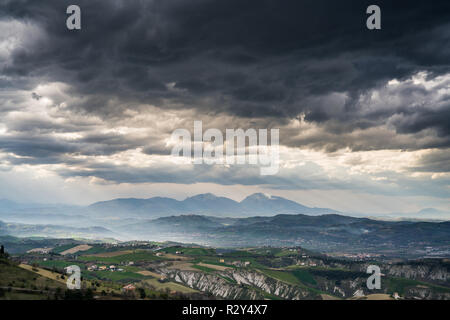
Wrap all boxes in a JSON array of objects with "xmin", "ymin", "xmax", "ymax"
[
  {"xmin": 242, "ymin": 193, "xmax": 272, "ymax": 201},
  {"xmin": 418, "ymin": 208, "xmax": 443, "ymax": 214},
  {"xmin": 186, "ymin": 193, "xmax": 219, "ymax": 201}
]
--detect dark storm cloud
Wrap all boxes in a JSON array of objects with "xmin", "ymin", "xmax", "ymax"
[
  {"xmin": 282, "ymin": 126, "xmax": 450, "ymax": 153},
  {"xmin": 391, "ymin": 103, "xmax": 450, "ymax": 138},
  {"xmin": 6, "ymin": 117, "xmax": 88, "ymax": 134},
  {"xmin": 0, "ymin": 0, "xmax": 449, "ymax": 194},
  {"xmin": 1, "ymin": 0, "xmax": 449, "ymax": 133},
  {"xmin": 0, "ymin": 135, "xmax": 77, "ymax": 158},
  {"xmin": 0, "ymin": 131, "xmax": 170, "ymax": 162},
  {"xmin": 411, "ymin": 149, "xmax": 450, "ymax": 173}
]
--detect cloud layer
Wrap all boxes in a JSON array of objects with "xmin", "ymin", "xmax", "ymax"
[{"xmin": 0, "ymin": 0, "xmax": 448, "ymax": 213}]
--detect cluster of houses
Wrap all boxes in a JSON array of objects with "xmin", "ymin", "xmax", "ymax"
[
  {"xmin": 296, "ymin": 254, "xmax": 320, "ymax": 267},
  {"xmin": 298, "ymin": 262, "xmax": 317, "ymax": 266},
  {"xmin": 218, "ymin": 259, "xmax": 251, "ymax": 267},
  {"xmin": 337, "ymin": 253, "xmax": 381, "ymax": 260},
  {"xmin": 26, "ymin": 247, "xmax": 53, "ymax": 254},
  {"xmin": 86, "ymin": 263, "xmax": 126, "ymax": 272},
  {"xmin": 154, "ymin": 250, "xmax": 182, "ymax": 256},
  {"xmin": 104, "ymin": 241, "xmax": 153, "ymax": 249},
  {"xmin": 122, "ymin": 284, "xmax": 136, "ymax": 293}
]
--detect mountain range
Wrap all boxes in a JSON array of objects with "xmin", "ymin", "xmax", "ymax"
[
  {"xmin": 2, "ymin": 193, "xmax": 448, "ymax": 221},
  {"xmin": 86, "ymin": 193, "xmax": 339, "ymax": 218},
  {"xmin": 0, "ymin": 193, "xmax": 449, "ymax": 257}
]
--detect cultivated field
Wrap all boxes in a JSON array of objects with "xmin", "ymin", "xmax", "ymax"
[
  {"xmin": 141, "ymin": 278, "xmax": 198, "ymax": 293},
  {"xmin": 84, "ymin": 250, "xmax": 133, "ymax": 258},
  {"xmin": 19, "ymin": 264, "xmax": 67, "ymax": 284},
  {"xmin": 137, "ymin": 270, "xmax": 163, "ymax": 278},
  {"xmin": 167, "ymin": 261, "xmax": 198, "ymax": 271},
  {"xmin": 197, "ymin": 262, "xmax": 230, "ymax": 271},
  {"xmin": 60, "ymin": 244, "xmax": 92, "ymax": 255},
  {"xmin": 162, "ymin": 253, "xmax": 190, "ymax": 260}
]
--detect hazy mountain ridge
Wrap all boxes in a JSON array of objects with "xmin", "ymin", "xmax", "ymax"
[
  {"xmin": 86, "ymin": 193, "xmax": 340, "ymax": 218},
  {"xmin": 1, "ymin": 194, "xmax": 448, "ymax": 221},
  {"xmin": 0, "ymin": 194, "xmax": 448, "ymax": 257},
  {"xmin": 116, "ymin": 214, "xmax": 450, "ymax": 256},
  {"xmin": 0, "ymin": 220, "xmax": 116, "ymax": 240}
]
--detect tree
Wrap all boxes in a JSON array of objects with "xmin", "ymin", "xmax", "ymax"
[
  {"xmin": 0, "ymin": 245, "xmax": 4, "ymax": 254},
  {"xmin": 138, "ymin": 287, "xmax": 146, "ymax": 299}
]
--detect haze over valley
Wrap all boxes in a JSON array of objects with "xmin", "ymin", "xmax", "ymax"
[{"xmin": 0, "ymin": 193, "xmax": 448, "ymax": 258}]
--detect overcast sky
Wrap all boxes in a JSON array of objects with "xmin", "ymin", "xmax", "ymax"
[{"xmin": 0, "ymin": 0, "xmax": 449, "ymax": 215}]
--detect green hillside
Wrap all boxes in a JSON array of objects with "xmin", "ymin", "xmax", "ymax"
[{"xmin": 0, "ymin": 256, "xmax": 65, "ymax": 300}]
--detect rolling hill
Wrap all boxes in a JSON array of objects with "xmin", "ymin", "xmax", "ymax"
[{"xmin": 116, "ymin": 214, "xmax": 450, "ymax": 256}]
